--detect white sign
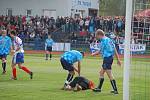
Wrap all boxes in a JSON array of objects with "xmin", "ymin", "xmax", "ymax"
[
  {"xmin": 119, "ymin": 44, "xmax": 146, "ymax": 52},
  {"xmin": 72, "ymin": 0, "xmax": 92, "ymax": 8},
  {"xmin": 52, "ymin": 43, "xmax": 70, "ymax": 51},
  {"xmin": 77, "ymin": 0, "xmax": 91, "ymax": 7},
  {"xmin": 90, "ymin": 42, "xmax": 100, "ymax": 53}
]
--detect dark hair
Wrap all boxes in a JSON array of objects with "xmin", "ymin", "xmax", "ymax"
[
  {"xmin": 80, "ymin": 51, "xmax": 85, "ymax": 57},
  {"xmin": 11, "ymin": 31, "xmax": 16, "ymax": 36}
]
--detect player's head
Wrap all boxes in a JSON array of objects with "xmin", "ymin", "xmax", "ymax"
[
  {"xmin": 10, "ymin": 30, "xmax": 17, "ymax": 38},
  {"xmin": 95, "ymin": 29, "xmax": 105, "ymax": 40},
  {"xmin": 64, "ymin": 85, "xmax": 72, "ymax": 91},
  {"xmin": 1, "ymin": 30, "xmax": 7, "ymax": 37}
]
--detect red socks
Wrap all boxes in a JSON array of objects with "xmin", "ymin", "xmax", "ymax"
[
  {"xmin": 21, "ymin": 66, "xmax": 31, "ymax": 74},
  {"xmin": 12, "ymin": 68, "xmax": 17, "ymax": 78},
  {"xmin": 12, "ymin": 66, "xmax": 31, "ymax": 78}
]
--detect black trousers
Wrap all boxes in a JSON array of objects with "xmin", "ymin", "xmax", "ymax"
[{"xmin": 70, "ymin": 76, "xmax": 90, "ymax": 90}]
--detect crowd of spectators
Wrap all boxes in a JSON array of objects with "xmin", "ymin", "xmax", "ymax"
[
  {"xmin": 1, "ymin": 15, "xmax": 149, "ymax": 45},
  {"xmin": 0, "ymin": 15, "xmax": 57, "ymax": 42},
  {"xmin": 0, "ymin": 15, "xmax": 126, "ymax": 41}
]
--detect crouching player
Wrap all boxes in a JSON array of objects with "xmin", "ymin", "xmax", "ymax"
[
  {"xmin": 10, "ymin": 31, "xmax": 33, "ymax": 80},
  {"xmin": 60, "ymin": 50, "xmax": 84, "ymax": 89},
  {"xmin": 0, "ymin": 30, "xmax": 12, "ymax": 74},
  {"xmin": 92, "ymin": 29, "xmax": 121, "ymax": 94},
  {"xmin": 65, "ymin": 76, "xmax": 95, "ymax": 92},
  {"xmin": 45, "ymin": 34, "xmax": 54, "ymax": 60}
]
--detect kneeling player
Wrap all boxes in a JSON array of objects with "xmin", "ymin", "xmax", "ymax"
[
  {"xmin": 10, "ymin": 31, "xmax": 33, "ymax": 80},
  {"xmin": 65, "ymin": 76, "xmax": 95, "ymax": 92},
  {"xmin": 60, "ymin": 50, "xmax": 84, "ymax": 89}
]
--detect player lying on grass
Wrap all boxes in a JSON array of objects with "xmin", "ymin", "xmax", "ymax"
[
  {"xmin": 45, "ymin": 34, "xmax": 54, "ymax": 60},
  {"xmin": 0, "ymin": 30, "xmax": 12, "ymax": 74},
  {"xmin": 10, "ymin": 31, "xmax": 33, "ymax": 80},
  {"xmin": 64, "ymin": 76, "xmax": 95, "ymax": 92},
  {"xmin": 60, "ymin": 50, "xmax": 84, "ymax": 89},
  {"xmin": 92, "ymin": 29, "xmax": 121, "ymax": 94}
]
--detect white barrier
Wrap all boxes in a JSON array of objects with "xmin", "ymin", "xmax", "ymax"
[{"xmin": 52, "ymin": 43, "xmax": 70, "ymax": 51}]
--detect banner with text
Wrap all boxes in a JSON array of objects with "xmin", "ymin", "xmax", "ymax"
[{"xmin": 119, "ymin": 44, "xmax": 146, "ymax": 54}]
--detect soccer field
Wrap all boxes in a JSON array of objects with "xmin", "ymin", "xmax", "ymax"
[{"xmin": 0, "ymin": 54, "xmax": 149, "ymax": 100}]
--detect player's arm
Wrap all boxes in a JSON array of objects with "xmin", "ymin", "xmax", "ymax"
[
  {"xmin": 91, "ymin": 51, "xmax": 100, "ymax": 56},
  {"xmin": 114, "ymin": 47, "xmax": 121, "ymax": 66},
  {"xmin": 45, "ymin": 44, "xmax": 47, "ymax": 51},
  {"xmin": 77, "ymin": 61, "xmax": 81, "ymax": 76},
  {"xmin": 10, "ymin": 45, "xmax": 17, "ymax": 56},
  {"xmin": 73, "ymin": 61, "xmax": 81, "ymax": 76},
  {"xmin": 10, "ymin": 46, "xmax": 14, "ymax": 55},
  {"xmin": 10, "ymin": 39, "xmax": 14, "ymax": 54},
  {"xmin": 15, "ymin": 45, "xmax": 21, "ymax": 52}
]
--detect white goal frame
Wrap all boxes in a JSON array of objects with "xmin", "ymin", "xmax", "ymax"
[{"xmin": 123, "ymin": 0, "xmax": 133, "ymax": 100}]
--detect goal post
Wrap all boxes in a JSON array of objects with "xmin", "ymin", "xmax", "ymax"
[{"xmin": 123, "ymin": 0, "xmax": 133, "ymax": 100}]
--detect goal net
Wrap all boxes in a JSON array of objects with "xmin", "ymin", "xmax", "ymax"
[{"xmin": 124, "ymin": 0, "xmax": 150, "ymax": 100}]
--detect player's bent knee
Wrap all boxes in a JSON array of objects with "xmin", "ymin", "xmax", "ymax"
[
  {"xmin": 2, "ymin": 60, "xmax": 6, "ymax": 63},
  {"xmin": 72, "ymin": 71, "xmax": 75, "ymax": 75},
  {"xmin": 2, "ymin": 59, "xmax": 6, "ymax": 63},
  {"xmin": 18, "ymin": 64, "xmax": 22, "ymax": 69},
  {"xmin": 99, "ymin": 70, "xmax": 104, "ymax": 75},
  {"xmin": 107, "ymin": 73, "xmax": 114, "ymax": 80},
  {"xmin": 69, "ymin": 71, "xmax": 75, "ymax": 75},
  {"xmin": 18, "ymin": 67, "xmax": 22, "ymax": 69},
  {"xmin": 11, "ymin": 64, "xmax": 16, "ymax": 68},
  {"xmin": 109, "ymin": 77, "xmax": 114, "ymax": 81},
  {"xmin": 100, "ymin": 74, "xmax": 104, "ymax": 78}
]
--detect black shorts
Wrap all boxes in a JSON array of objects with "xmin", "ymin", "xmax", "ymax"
[
  {"xmin": 60, "ymin": 58, "xmax": 74, "ymax": 71},
  {"xmin": 102, "ymin": 56, "xmax": 113, "ymax": 70},
  {"xmin": 0, "ymin": 54, "xmax": 7, "ymax": 60},
  {"xmin": 47, "ymin": 46, "xmax": 52, "ymax": 52}
]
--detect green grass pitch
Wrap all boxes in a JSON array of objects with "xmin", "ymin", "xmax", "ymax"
[{"xmin": 0, "ymin": 54, "xmax": 149, "ymax": 100}]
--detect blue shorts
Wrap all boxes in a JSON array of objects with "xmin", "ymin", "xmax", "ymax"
[
  {"xmin": 12, "ymin": 53, "xmax": 24, "ymax": 64},
  {"xmin": 0, "ymin": 54, "xmax": 7, "ymax": 59},
  {"xmin": 60, "ymin": 58, "xmax": 74, "ymax": 71},
  {"xmin": 102, "ymin": 56, "xmax": 113, "ymax": 70}
]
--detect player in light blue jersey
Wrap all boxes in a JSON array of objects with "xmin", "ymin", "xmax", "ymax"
[
  {"xmin": 0, "ymin": 30, "xmax": 12, "ymax": 74},
  {"xmin": 92, "ymin": 29, "xmax": 121, "ymax": 94},
  {"xmin": 45, "ymin": 34, "xmax": 54, "ymax": 60},
  {"xmin": 60, "ymin": 50, "xmax": 84, "ymax": 89}
]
